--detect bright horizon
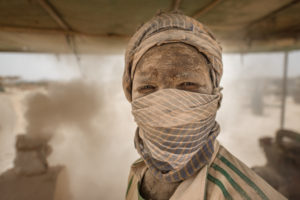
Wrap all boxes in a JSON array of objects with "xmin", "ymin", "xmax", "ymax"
[{"xmin": 0, "ymin": 51, "xmax": 300, "ymax": 82}]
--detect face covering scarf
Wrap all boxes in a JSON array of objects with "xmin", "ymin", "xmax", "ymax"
[{"xmin": 132, "ymin": 88, "xmax": 222, "ymax": 183}]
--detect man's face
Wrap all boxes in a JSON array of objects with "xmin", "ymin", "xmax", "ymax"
[{"xmin": 132, "ymin": 43, "xmax": 213, "ymax": 100}]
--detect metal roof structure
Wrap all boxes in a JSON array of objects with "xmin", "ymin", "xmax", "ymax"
[{"xmin": 0, "ymin": 0, "xmax": 300, "ymax": 53}]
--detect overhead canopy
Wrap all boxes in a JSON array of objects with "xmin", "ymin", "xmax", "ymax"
[{"xmin": 0, "ymin": 0, "xmax": 299, "ymax": 54}]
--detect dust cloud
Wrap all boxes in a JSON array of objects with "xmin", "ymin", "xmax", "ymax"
[
  {"xmin": 1, "ymin": 51, "xmax": 300, "ymax": 199},
  {"xmin": 0, "ymin": 94, "xmax": 16, "ymax": 171},
  {"xmin": 25, "ymin": 80, "xmax": 102, "ymax": 142},
  {"xmin": 22, "ymin": 78, "xmax": 137, "ymax": 200},
  {"xmin": 0, "ymin": 54, "xmax": 139, "ymax": 200}
]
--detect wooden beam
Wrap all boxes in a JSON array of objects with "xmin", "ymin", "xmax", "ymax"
[
  {"xmin": 248, "ymin": 0, "xmax": 300, "ymax": 28},
  {"xmin": 0, "ymin": 25, "xmax": 72, "ymax": 35},
  {"xmin": 192, "ymin": 0, "xmax": 222, "ymax": 19},
  {"xmin": 170, "ymin": 0, "xmax": 182, "ymax": 11},
  {"xmin": 0, "ymin": 25, "xmax": 129, "ymax": 38},
  {"xmin": 37, "ymin": 0, "xmax": 71, "ymax": 31}
]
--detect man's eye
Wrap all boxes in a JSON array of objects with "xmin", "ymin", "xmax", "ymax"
[
  {"xmin": 182, "ymin": 82, "xmax": 195, "ymax": 86},
  {"xmin": 138, "ymin": 85, "xmax": 157, "ymax": 93},
  {"xmin": 177, "ymin": 82, "xmax": 201, "ymax": 91},
  {"xmin": 179, "ymin": 82, "xmax": 198, "ymax": 87}
]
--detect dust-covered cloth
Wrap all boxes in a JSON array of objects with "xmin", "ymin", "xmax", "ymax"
[
  {"xmin": 132, "ymin": 88, "xmax": 221, "ymax": 182},
  {"xmin": 123, "ymin": 12, "xmax": 286, "ymax": 200},
  {"xmin": 125, "ymin": 141, "xmax": 287, "ymax": 200},
  {"xmin": 124, "ymin": 12, "xmax": 224, "ymax": 183},
  {"xmin": 122, "ymin": 12, "xmax": 223, "ymax": 102}
]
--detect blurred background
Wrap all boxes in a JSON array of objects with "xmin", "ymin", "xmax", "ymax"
[{"xmin": 0, "ymin": 0, "xmax": 300, "ymax": 199}]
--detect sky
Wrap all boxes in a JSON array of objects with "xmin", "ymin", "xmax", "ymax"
[{"xmin": 0, "ymin": 50, "xmax": 299, "ymax": 82}]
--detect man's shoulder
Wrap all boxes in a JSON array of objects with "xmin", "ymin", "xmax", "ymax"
[
  {"xmin": 128, "ymin": 157, "xmax": 147, "ymax": 182},
  {"xmin": 213, "ymin": 145, "xmax": 266, "ymax": 181},
  {"xmin": 132, "ymin": 157, "xmax": 145, "ymax": 167},
  {"xmin": 207, "ymin": 144, "xmax": 287, "ymax": 200},
  {"xmin": 130, "ymin": 157, "xmax": 147, "ymax": 174},
  {"xmin": 126, "ymin": 158, "xmax": 147, "ymax": 200}
]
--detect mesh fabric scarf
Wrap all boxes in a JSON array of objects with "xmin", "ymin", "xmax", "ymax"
[
  {"xmin": 122, "ymin": 12, "xmax": 223, "ymax": 182},
  {"xmin": 132, "ymin": 88, "xmax": 221, "ymax": 182}
]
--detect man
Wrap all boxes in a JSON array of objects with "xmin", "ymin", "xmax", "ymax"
[{"xmin": 123, "ymin": 12, "xmax": 286, "ymax": 200}]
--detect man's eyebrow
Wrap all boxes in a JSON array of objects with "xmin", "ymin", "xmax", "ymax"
[
  {"xmin": 136, "ymin": 70, "xmax": 152, "ymax": 76},
  {"xmin": 133, "ymin": 75, "xmax": 155, "ymax": 83}
]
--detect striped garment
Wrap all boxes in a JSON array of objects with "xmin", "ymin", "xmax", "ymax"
[
  {"xmin": 125, "ymin": 141, "xmax": 287, "ymax": 200},
  {"xmin": 132, "ymin": 88, "xmax": 222, "ymax": 182}
]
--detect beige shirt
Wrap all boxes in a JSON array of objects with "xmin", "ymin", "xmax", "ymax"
[{"xmin": 125, "ymin": 141, "xmax": 287, "ymax": 200}]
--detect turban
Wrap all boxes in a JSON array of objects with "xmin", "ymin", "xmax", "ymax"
[{"xmin": 122, "ymin": 12, "xmax": 223, "ymax": 102}]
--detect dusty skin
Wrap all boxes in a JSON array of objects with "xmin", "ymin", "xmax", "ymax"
[
  {"xmin": 132, "ymin": 43, "xmax": 213, "ymax": 100},
  {"xmin": 132, "ymin": 43, "xmax": 214, "ymax": 200}
]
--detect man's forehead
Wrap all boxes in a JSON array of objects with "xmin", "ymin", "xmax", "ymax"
[
  {"xmin": 141, "ymin": 43, "xmax": 201, "ymax": 58},
  {"xmin": 134, "ymin": 70, "xmax": 204, "ymax": 83},
  {"xmin": 136, "ymin": 43, "xmax": 208, "ymax": 71},
  {"xmin": 134, "ymin": 58, "xmax": 209, "ymax": 84}
]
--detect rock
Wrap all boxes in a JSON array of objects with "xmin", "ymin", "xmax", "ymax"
[
  {"xmin": 13, "ymin": 134, "xmax": 52, "ymax": 176},
  {"xmin": 14, "ymin": 150, "xmax": 48, "ymax": 176},
  {"xmin": 14, "ymin": 134, "xmax": 51, "ymax": 176},
  {"xmin": 15, "ymin": 134, "xmax": 45, "ymax": 150}
]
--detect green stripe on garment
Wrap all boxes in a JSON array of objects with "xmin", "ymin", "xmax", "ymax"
[
  {"xmin": 217, "ymin": 155, "xmax": 269, "ymax": 200},
  {"xmin": 126, "ymin": 176, "xmax": 134, "ymax": 197},
  {"xmin": 207, "ymin": 174, "xmax": 233, "ymax": 200},
  {"xmin": 211, "ymin": 163, "xmax": 251, "ymax": 200}
]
